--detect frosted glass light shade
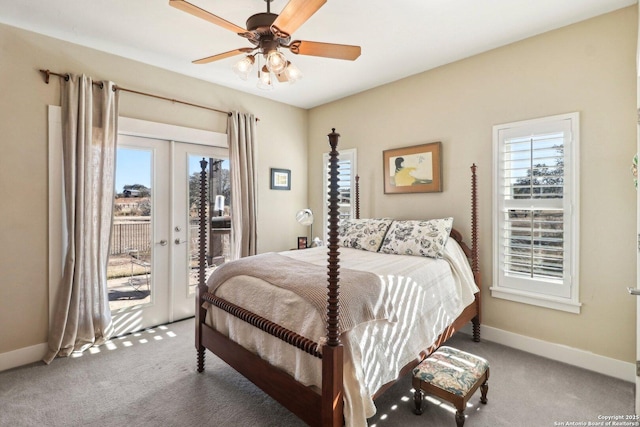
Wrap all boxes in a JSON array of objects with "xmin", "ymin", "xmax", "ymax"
[
  {"xmin": 257, "ymin": 66, "xmax": 273, "ymax": 91},
  {"xmin": 233, "ymin": 55, "xmax": 255, "ymax": 80},
  {"xmin": 284, "ymin": 62, "xmax": 303, "ymax": 84},
  {"xmin": 266, "ymin": 50, "xmax": 287, "ymax": 74},
  {"xmin": 295, "ymin": 209, "xmax": 313, "ymax": 226}
]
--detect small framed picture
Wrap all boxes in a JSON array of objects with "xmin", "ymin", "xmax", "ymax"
[
  {"xmin": 270, "ymin": 168, "xmax": 291, "ymax": 190},
  {"xmin": 297, "ymin": 236, "xmax": 308, "ymax": 249}
]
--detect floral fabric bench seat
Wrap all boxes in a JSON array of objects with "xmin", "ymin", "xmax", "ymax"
[{"xmin": 412, "ymin": 346, "xmax": 489, "ymax": 427}]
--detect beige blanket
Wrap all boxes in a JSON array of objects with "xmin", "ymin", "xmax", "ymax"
[{"xmin": 206, "ymin": 252, "xmax": 395, "ymax": 333}]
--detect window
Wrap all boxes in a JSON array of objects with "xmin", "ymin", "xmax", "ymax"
[
  {"xmin": 492, "ymin": 112, "xmax": 580, "ymax": 313},
  {"xmin": 322, "ymin": 148, "xmax": 357, "ymax": 243}
]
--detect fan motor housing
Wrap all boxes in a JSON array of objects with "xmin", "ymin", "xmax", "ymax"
[{"xmin": 246, "ymin": 12, "xmax": 277, "ymax": 34}]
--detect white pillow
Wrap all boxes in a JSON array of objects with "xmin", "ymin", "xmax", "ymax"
[
  {"xmin": 338, "ymin": 218, "xmax": 393, "ymax": 252},
  {"xmin": 379, "ymin": 217, "xmax": 453, "ymax": 258}
]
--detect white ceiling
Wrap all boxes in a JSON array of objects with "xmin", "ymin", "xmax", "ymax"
[{"xmin": 0, "ymin": 0, "xmax": 635, "ymax": 109}]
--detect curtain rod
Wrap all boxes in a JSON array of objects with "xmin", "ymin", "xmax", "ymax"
[{"xmin": 39, "ymin": 69, "xmax": 234, "ymax": 117}]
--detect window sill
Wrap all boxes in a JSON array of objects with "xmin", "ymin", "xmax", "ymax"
[{"xmin": 489, "ymin": 286, "xmax": 582, "ymax": 314}]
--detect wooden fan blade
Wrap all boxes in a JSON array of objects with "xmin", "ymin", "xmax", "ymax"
[
  {"xmin": 169, "ymin": 0, "xmax": 246, "ymax": 34},
  {"xmin": 193, "ymin": 48, "xmax": 253, "ymax": 64},
  {"xmin": 288, "ymin": 40, "xmax": 361, "ymax": 61},
  {"xmin": 271, "ymin": 0, "xmax": 326, "ymax": 38}
]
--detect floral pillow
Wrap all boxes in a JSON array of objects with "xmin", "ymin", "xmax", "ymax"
[
  {"xmin": 339, "ymin": 218, "xmax": 393, "ymax": 252},
  {"xmin": 379, "ymin": 217, "xmax": 453, "ymax": 258}
]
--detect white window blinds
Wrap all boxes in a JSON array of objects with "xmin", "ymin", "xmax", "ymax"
[
  {"xmin": 502, "ymin": 132, "xmax": 565, "ymax": 281},
  {"xmin": 492, "ymin": 113, "xmax": 580, "ymax": 312}
]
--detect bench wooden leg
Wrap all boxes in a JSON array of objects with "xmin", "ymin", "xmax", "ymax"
[
  {"xmin": 413, "ymin": 387, "xmax": 424, "ymax": 415},
  {"xmin": 480, "ymin": 380, "xmax": 488, "ymax": 404},
  {"xmin": 455, "ymin": 410, "xmax": 465, "ymax": 427}
]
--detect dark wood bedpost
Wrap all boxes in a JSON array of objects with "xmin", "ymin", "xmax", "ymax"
[
  {"xmin": 355, "ymin": 175, "xmax": 360, "ymax": 220},
  {"xmin": 196, "ymin": 158, "xmax": 208, "ymax": 371},
  {"xmin": 470, "ymin": 163, "xmax": 481, "ymax": 342},
  {"xmin": 322, "ymin": 128, "xmax": 344, "ymax": 427}
]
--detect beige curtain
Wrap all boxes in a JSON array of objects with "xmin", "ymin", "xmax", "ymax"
[
  {"xmin": 44, "ymin": 75, "xmax": 119, "ymax": 364},
  {"xmin": 228, "ymin": 111, "xmax": 258, "ymax": 259}
]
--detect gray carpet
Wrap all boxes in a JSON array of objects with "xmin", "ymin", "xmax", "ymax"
[{"xmin": 0, "ymin": 318, "xmax": 633, "ymax": 426}]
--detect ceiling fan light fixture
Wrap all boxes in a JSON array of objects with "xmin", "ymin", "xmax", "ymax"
[
  {"xmin": 172, "ymin": 0, "xmax": 360, "ymax": 90},
  {"xmin": 257, "ymin": 65, "xmax": 274, "ymax": 91},
  {"xmin": 265, "ymin": 50, "xmax": 287, "ymax": 74},
  {"xmin": 284, "ymin": 61, "xmax": 303, "ymax": 84},
  {"xmin": 232, "ymin": 54, "xmax": 255, "ymax": 80}
]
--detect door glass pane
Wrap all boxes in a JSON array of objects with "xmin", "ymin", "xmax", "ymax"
[
  {"xmin": 108, "ymin": 148, "xmax": 153, "ymax": 311},
  {"xmin": 188, "ymin": 156, "xmax": 230, "ymax": 295}
]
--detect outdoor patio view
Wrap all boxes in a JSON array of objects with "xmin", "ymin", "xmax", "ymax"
[
  {"xmin": 107, "ymin": 148, "xmax": 230, "ymax": 312},
  {"xmin": 107, "ymin": 186, "xmax": 153, "ymax": 311}
]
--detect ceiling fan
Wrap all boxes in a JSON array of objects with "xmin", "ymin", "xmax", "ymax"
[{"xmin": 169, "ymin": 0, "xmax": 361, "ymax": 87}]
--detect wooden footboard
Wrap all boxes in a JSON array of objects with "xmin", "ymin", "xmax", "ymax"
[{"xmin": 194, "ymin": 132, "xmax": 480, "ymax": 427}]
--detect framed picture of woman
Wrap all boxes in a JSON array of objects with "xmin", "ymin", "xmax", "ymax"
[{"xmin": 383, "ymin": 142, "xmax": 442, "ymax": 194}]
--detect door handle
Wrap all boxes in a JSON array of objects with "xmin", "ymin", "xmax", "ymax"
[
  {"xmin": 175, "ymin": 239, "xmax": 187, "ymax": 245},
  {"xmin": 627, "ymin": 287, "xmax": 640, "ymax": 296},
  {"xmin": 156, "ymin": 239, "xmax": 168, "ymax": 246}
]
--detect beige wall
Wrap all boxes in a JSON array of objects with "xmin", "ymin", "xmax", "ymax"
[
  {"xmin": 1, "ymin": 6, "xmax": 637, "ymax": 366},
  {"xmin": 309, "ymin": 7, "xmax": 638, "ymax": 363},
  {"xmin": 0, "ymin": 23, "xmax": 308, "ymax": 354}
]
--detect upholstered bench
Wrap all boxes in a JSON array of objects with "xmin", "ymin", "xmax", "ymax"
[{"xmin": 412, "ymin": 346, "xmax": 489, "ymax": 427}]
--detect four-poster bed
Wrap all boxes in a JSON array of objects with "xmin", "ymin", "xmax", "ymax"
[{"xmin": 195, "ymin": 128, "xmax": 481, "ymax": 426}]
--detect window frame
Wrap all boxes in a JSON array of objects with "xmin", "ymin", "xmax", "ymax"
[{"xmin": 491, "ymin": 112, "xmax": 581, "ymax": 313}]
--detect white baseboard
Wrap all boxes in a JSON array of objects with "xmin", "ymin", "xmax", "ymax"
[
  {"xmin": 0, "ymin": 343, "xmax": 47, "ymax": 372},
  {"xmin": 2, "ymin": 328, "xmax": 635, "ymax": 383},
  {"xmin": 460, "ymin": 324, "xmax": 635, "ymax": 383}
]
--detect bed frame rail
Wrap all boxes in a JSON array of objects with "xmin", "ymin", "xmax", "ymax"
[{"xmin": 203, "ymin": 292, "xmax": 323, "ymax": 358}]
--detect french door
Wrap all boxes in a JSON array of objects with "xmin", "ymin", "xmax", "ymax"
[
  {"xmin": 108, "ymin": 134, "xmax": 227, "ymax": 336},
  {"xmin": 48, "ymin": 108, "xmax": 228, "ymax": 338}
]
